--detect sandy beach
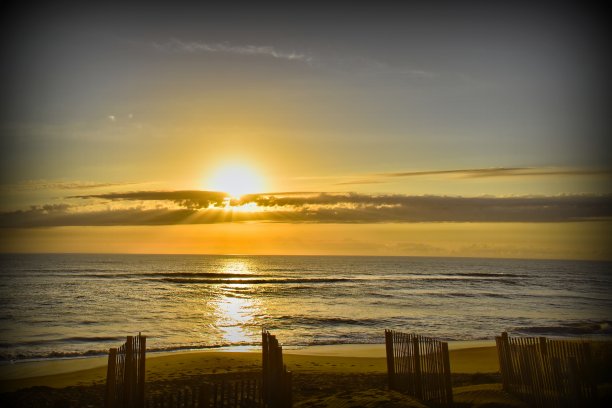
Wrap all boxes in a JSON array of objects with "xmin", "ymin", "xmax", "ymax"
[
  {"xmin": 1, "ymin": 342, "xmax": 610, "ymax": 407},
  {"xmin": 0, "ymin": 343, "xmax": 514, "ymax": 407},
  {"xmin": 0, "ymin": 343, "xmax": 500, "ymax": 388}
]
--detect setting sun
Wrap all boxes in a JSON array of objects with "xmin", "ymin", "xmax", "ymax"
[{"xmin": 208, "ymin": 163, "xmax": 264, "ymax": 199}]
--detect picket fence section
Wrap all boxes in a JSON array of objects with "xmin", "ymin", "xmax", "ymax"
[
  {"xmin": 496, "ymin": 332, "xmax": 597, "ymax": 408},
  {"xmin": 262, "ymin": 330, "xmax": 292, "ymax": 408},
  {"xmin": 132, "ymin": 330, "xmax": 291, "ymax": 408},
  {"xmin": 146, "ymin": 379, "xmax": 262, "ymax": 408},
  {"xmin": 106, "ymin": 333, "xmax": 147, "ymax": 408},
  {"xmin": 385, "ymin": 330, "xmax": 453, "ymax": 406}
]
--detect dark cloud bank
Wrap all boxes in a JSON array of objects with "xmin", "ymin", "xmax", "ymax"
[{"xmin": 1, "ymin": 192, "xmax": 611, "ymax": 227}]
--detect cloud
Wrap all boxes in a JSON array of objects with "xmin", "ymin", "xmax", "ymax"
[
  {"xmin": 74, "ymin": 190, "xmax": 229, "ymax": 209},
  {"xmin": 234, "ymin": 193, "xmax": 612, "ymax": 223},
  {"xmin": 0, "ymin": 180, "xmax": 140, "ymax": 191},
  {"xmin": 2, "ymin": 192, "xmax": 611, "ymax": 227},
  {"xmin": 148, "ymin": 39, "xmax": 439, "ymax": 78},
  {"xmin": 151, "ymin": 39, "xmax": 313, "ymax": 63},
  {"xmin": 337, "ymin": 167, "xmax": 612, "ymax": 185},
  {"xmin": 384, "ymin": 167, "xmax": 612, "ymax": 178}
]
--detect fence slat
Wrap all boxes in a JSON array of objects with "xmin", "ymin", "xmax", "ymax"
[
  {"xmin": 384, "ymin": 330, "xmax": 452, "ymax": 406},
  {"xmin": 442, "ymin": 341, "xmax": 452, "ymax": 405},
  {"xmin": 385, "ymin": 330, "xmax": 395, "ymax": 389},
  {"xmin": 106, "ymin": 348, "xmax": 118, "ymax": 408}
]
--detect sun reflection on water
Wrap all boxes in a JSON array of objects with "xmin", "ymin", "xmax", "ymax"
[
  {"xmin": 212, "ymin": 260, "xmax": 261, "ymax": 344},
  {"xmin": 221, "ymin": 259, "xmax": 253, "ymax": 275}
]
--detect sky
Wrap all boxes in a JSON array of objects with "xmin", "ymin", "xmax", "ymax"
[{"xmin": 1, "ymin": 2, "xmax": 610, "ymax": 259}]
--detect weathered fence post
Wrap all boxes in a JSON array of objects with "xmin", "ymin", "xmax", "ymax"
[
  {"xmin": 105, "ymin": 348, "xmax": 118, "ymax": 408},
  {"xmin": 105, "ymin": 333, "xmax": 146, "ymax": 408},
  {"xmin": 412, "ymin": 335, "xmax": 422, "ymax": 399},
  {"xmin": 262, "ymin": 329, "xmax": 292, "ymax": 408},
  {"xmin": 137, "ymin": 334, "xmax": 146, "ymax": 408},
  {"xmin": 496, "ymin": 332, "xmax": 511, "ymax": 392},
  {"xmin": 124, "ymin": 336, "xmax": 134, "ymax": 406},
  {"xmin": 442, "ymin": 341, "xmax": 453, "ymax": 405},
  {"xmin": 385, "ymin": 330, "xmax": 395, "ymax": 390},
  {"xmin": 262, "ymin": 329, "xmax": 269, "ymax": 403}
]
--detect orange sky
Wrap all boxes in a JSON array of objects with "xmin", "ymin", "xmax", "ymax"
[
  {"xmin": 2, "ymin": 222, "xmax": 610, "ymax": 261},
  {"xmin": 1, "ymin": 3, "xmax": 610, "ymax": 260}
]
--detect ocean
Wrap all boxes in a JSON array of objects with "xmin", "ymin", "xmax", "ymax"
[{"xmin": 0, "ymin": 254, "xmax": 610, "ymax": 361}]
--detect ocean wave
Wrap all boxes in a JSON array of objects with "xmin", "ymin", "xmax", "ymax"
[
  {"xmin": 152, "ymin": 272, "xmax": 268, "ymax": 278},
  {"xmin": 435, "ymin": 272, "xmax": 529, "ymax": 278},
  {"xmin": 511, "ymin": 321, "xmax": 612, "ymax": 337},
  {"xmin": 378, "ymin": 275, "xmax": 524, "ymax": 284},
  {"xmin": 0, "ymin": 342, "xmax": 261, "ymax": 362},
  {"xmin": 1, "ymin": 336, "xmax": 127, "ymax": 348},
  {"xmin": 22, "ymin": 272, "xmax": 272, "ymax": 280},
  {"xmin": 0, "ymin": 349, "xmax": 109, "ymax": 361},
  {"xmin": 155, "ymin": 276, "xmax": 525, "ymax": 285},
  {"xmin": 155, "ymin": 277, "xmax": 353, "ymax": 285},
  {"xmin": 60, "ymin": 336, "xmax": 127, "ymax": 343},
  {"xmin": 442, "ymin": 292, "xmax": 513, "ymax": 299},
  {"xmin": 262, "ymin": 267, "xmax": 303, "ymax": 273},
  {"xmin": 270, "ymin": 315, "xmax": 398, "ymax": 328}
]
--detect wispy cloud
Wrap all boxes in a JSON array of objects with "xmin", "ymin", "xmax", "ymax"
[
  {"xmin": 384, "ymin": 167, "xmax": 612, "ymax": 178},
  {"xmin": 3, "ymin": 192, "xmax": 610, "ymax": 227},
  {"xmin": 151, "ymin": 39, "xmax": 313, "ymax": 63},
  {"xmin": 336, "ymin": 167, "xmax": 612, "ymax": 185},
  {"xmin": 147, "ymin": 39, "xmax": 439, "ymax": 77},
  {"xmin": 0, "ymin": 180, "xmax": 140, "ymax": 191}
]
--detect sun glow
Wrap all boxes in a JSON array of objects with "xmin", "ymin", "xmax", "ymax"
[{"xmin": 208, "ymin": 163, "xmax": 264, "ymax": 199}]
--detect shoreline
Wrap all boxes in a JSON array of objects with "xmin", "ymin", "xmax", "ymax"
[
  {"xmin": 0, "ymin": 341, "xmax": 493, "ymax": 365},
  {"xmin": 3, "ymin": 339, "xmax": 610, "ymax": 391},
  {"xmin": 0, "ymin": 341, "xmax": 495, "ymax": 375}
]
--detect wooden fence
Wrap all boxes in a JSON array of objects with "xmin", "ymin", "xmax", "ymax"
[
  {"xmin": 106, "ymin": 333, "xmax": 147, "ymax": 408},
  {"xmin": 385, "ymin": 330, "xmax": 453, "ymax": 406},
  {"xmin": 496, "ymin": 332, "xmax": 597, "ymax": 407},
  {"xmin": 262, "ymin": 330, "xmax": 292, "ymax": 408},
  {"xmin": 144, "ymin": 330, "xmax": 289, "ymax": 408},
  {"xmin": 146, "ymin": 378, "xmax": 262, "ymax": 408}
]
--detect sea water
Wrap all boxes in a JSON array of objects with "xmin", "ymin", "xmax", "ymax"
[{"xmin": 0, "ymin": 254, "xmax": 610, "ymax": 360}]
